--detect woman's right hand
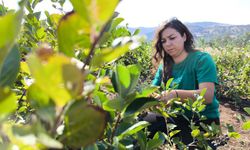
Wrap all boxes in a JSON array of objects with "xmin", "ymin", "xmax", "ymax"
[
  {"xmin": 150, "ymin": 92, "xmax": 161, "ymax": 99},
  {"xmin": 160, "ymin": 90, "xmax": 176, "ymax": 102}
]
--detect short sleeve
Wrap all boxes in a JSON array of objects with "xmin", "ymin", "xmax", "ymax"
[
  {"xmin": 152, "ymin": 64, "xmax": 163, "ymax": 86},
  {"xmin": 196, "ymin": 53, "xmax": 218, "ymax": 84}
]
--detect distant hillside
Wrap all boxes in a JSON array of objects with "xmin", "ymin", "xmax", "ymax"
[{"xmin": 129, "ymin": 22, "xmax": 250, "ymax": 41}]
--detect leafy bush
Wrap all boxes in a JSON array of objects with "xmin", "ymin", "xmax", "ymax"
[
  {"xmin": 215, "ymin": 48, "xmax": 249, "ymax": 103},
  {"xmin": 0, "ymin": 0, "xmax": 249, "ymax": 149}
]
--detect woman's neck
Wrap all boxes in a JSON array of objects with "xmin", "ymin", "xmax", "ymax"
[{"xmin": 173, "ymin": 49, "xmax": 188, "ymax": 64}]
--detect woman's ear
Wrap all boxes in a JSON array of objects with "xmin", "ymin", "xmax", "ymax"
[{"xmin": 183, "ymin": 33, "xmax": 187, "ymax": 42}]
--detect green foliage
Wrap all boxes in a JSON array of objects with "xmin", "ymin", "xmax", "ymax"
[
  {"xmin": 214, "ymin": 46, "xmax": 250, "ymax": 103},
  {"xmin": 1, "ymin": 0, "xmax": 248, "ymax": 149},
  {"xmin": 116, "ymin": 42, "xmax": 154, "ymax": 84},
  {"xmin": 58, "ymin": 11, "xmax": 91, "ymax": 56}
]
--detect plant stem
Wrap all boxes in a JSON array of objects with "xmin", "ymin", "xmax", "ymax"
[
  {"xmin": 81, "ymin": 18, "xmax": 112, "ymax": 73},
  {"xmin": 50, "ymin": 106, "xmax": 65, "ymax": 135},
  {"xmin": 110, "ymin": 113, "xmax": 121, "ymax": 144}
]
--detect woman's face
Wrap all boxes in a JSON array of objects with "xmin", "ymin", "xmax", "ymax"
[{"xmin": 161, "ymin": 27, "xmax": 186, "ymax": 58}]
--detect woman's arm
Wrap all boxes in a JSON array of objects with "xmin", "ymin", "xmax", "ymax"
[{"xmin": 160, "ymin": 82, "xmax": 215, "ymax": 104}]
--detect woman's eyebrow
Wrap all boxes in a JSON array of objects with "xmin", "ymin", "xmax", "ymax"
[
  {"xmin": 162, "ymin": 34, "xmax": 174, "ymax": 39},
  {"xmin": 167, "ymin": 34, "xmax": 175, "ymax": 38}
]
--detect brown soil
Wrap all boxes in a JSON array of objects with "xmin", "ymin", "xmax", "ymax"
[{"xmin": 218, "ymin": 103, "xmax": 250, "ymax": 150}]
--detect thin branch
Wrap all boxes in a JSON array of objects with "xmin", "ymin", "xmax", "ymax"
[
  {"xmin": 50, "ymin": 106, "xmax": 65, "ymax": 135},
  {"xmin": 81, "ymin": 18, "xmax": 112, "ymax": 72},
  {"xmin": 109, "ymin": 113, "xmax": 121, "ymax": 144}
]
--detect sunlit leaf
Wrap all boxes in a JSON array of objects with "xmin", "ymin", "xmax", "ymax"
[
  {"xmin": 91, "ymin": 44, "xmax": 130, "ymax": 67},
  {"xmin": 27, "ymin": 84, "xmax": 50, "ymax": 106},
  {"xmin": 169, "ymin": 130, "xmax": 180, "ymax": 138},
  {"xmin": 27, "ymin": 53, "xmax": 84, "ymax": 106},
  {"xmin": 12, "ymin": 123, "xmax": 63, "ymax": 149},
  {"xmin": 228, "ymin": 132, "xmax": 241, "ymax": 139},
  {"xmin": 70, "ymin": 0, "xmax": 119, "ymax": 29},
  {"xmin": 20, "ymin": 61, "xmax": 29, "ymax": 74},
  {"xmin": 191, "ymin": 129, "xmax": 200, "ymax": 138},
  {"xmin": 118, "ymin": 121, "xmax": 149, "ymax": 140},
  {"xmin": 116, "ymin": 65, "xmax": 130, "ymax": 89},
  {"xmin": 110, "ymin": 17, "xmax": 124, "ymax": 32},
  {"xmin": 165, "ymin": 78, "xmax": 173, "ymax": 90},
  {"xmin": 242, "ymin": 121, "xmax": 250, "ymax": 130},
  {"xmin": 137, "ymin": 86, "xmax": 159, "ymax": 98},
  {"xmin": 0, "ymin": 87, "xmax": 16, "ymax": 116},
  {"xmin": 62, "ymin": 100, "xmax": 107, "ymax": 148},
  {"xmin": 45, "ymin": 11, "xmax": 62, "ymax": 28},
  {"xmin": 0, "ymin": 9, "xmax": 23, "ymax": 70},
  {"xmin": 58, "ymin": 11, "xmax": 91, "ymax": 56}
]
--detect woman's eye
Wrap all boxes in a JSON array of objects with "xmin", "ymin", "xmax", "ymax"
[
  {"xmin": 169, "ymin": 37, "xmax": 175, "ymax": 40},
  {"xmin": 161, "ymin": 39, "xmax": 166, "ymax": 43}
]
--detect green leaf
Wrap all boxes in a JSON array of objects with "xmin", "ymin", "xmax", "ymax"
[
  {"xmin": 62, "ymin": 64, "xmax": 84, "ymax": 98},
  {"xmin": 62, "ymin": 100, "xmax": 107, "ymax": 148},
  {"xmin": 191, "ymin": 129, "xmax": 200, "ymax": 138},
  {"xmin": 110, "ymin": 17, "xmax": 124, "ymax": 32},
  {"xmin": 45, "ymin": 11, "xmax": 62, "ymax": 28},
  {"xmin": 137, "ymin": 86, "xmax": 159, "ymax": 97},
  {"xmin": 117, "ymin": 121, "xmax": 149, "ymax": 140},
  {"xmin": 133, "ymin": 29, "xmax": 140, "ymax": 36},
  {"xmin": 228, "ymin": 132, "xmax": 241, "ymax": 139},
  {"xmin": 165, "ymin": 78, "xmax": 173, "ymax": 90},
  {"xmin": 27, "ymin": 84, "xmax": 50, "ymax": 106},
  {"xmin": 32, "ymin": 0, "xmax": 41, "ymax": 9},
  {"xmin": 0, "ymin": 45, "xmax": 20, "ymax": 86},
  {"xmin": 0, "ymin": 87, "xmax": 16, "ymax": 116},
  {"xmin": 124, "ymin": 97, "xmax": 159, "ymax": 116},
  {"xmin": 147, "ymin": 132, "xmax": 165, "ymax": 150},
  {"xmin": 111, "ymin": 64, "xmax": 141, "ymax": 99},
  {"xmin": 70, "ymin": 0, "xmax": 119, "ymax": 29},
  {"xmin": 169, "ymin": 130, "xmax": 180, "ymax": 138},
  {"xmin": 0, "ymin": 10, "xmax": 23, "ymax": 70},
  {"xmin": 116, "ymin": 65, "xmax": 130, "ymax": 89},
  {"xmin": 103, "ymin": 98, "xmax": 123, "ymax": 111},
  {"xmin": 110, "ymin": 65, "xmax": 130, "ymax": 98},
  {"xmin": 12, "ymin": 123, "xmax": 63, "ymax": 149},
  {"xmin": 242, "ymin": 121, "xmax": 250, "ymax": 130},
  {"xmin": 27, "ymin": 54, "xmax": 83, "ymax": 106},
  {"xmin": 127, "ymin": 64, "xmax": 141, "ymax": 92},
  {"xmin": 91, "ymin": 44, "xmax": 131, "ymax": 68},
  {"xmin": 58, "ymin": 11, "xmax": 91, "ymax": 56},
  {"xmin": 37, "ymin": 133, "xmax": 63, "ymax": 149},
  {"xmin": 27, "ymin": 84, "xmax": 56, "ymax": 127},
  {"xmin": 197, "ymin": 104, "xmax": 206, "ymax": 112},
  {"xmin": 243, "ymin": 107, "xmax": 250, "ymax": 115},
  {"xmin": 200, "ymin": 88, "xmax": 207, "ymax": 97}
]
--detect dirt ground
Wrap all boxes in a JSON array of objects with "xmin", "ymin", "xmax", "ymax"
[{"xmin": 218, "ymin": 103, "xmax": 250, "ymax": 150}]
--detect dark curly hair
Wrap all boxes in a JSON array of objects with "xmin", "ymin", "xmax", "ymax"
[{"xmin": 153, "ymin": 18, "xmax": 195, "ymax": 84}]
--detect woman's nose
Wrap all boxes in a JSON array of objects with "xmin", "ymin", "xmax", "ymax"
[{"xmin": 164, "ymin": 40, "xmax": 171, "ymax": 47}]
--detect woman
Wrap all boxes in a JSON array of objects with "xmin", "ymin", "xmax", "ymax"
[{"xmin": 141, "ymin": 18, "xmax": 220, "ymax": 149}]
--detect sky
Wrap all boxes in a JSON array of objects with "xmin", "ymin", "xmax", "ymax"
[{"xmin": 2, "ymin": 0, "xmax": 250, "ymax": 27}]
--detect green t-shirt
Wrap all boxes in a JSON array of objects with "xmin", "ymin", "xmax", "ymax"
[{"xmin": 152, "ymin": 51, "xmax": 220, "ymax": 119}]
